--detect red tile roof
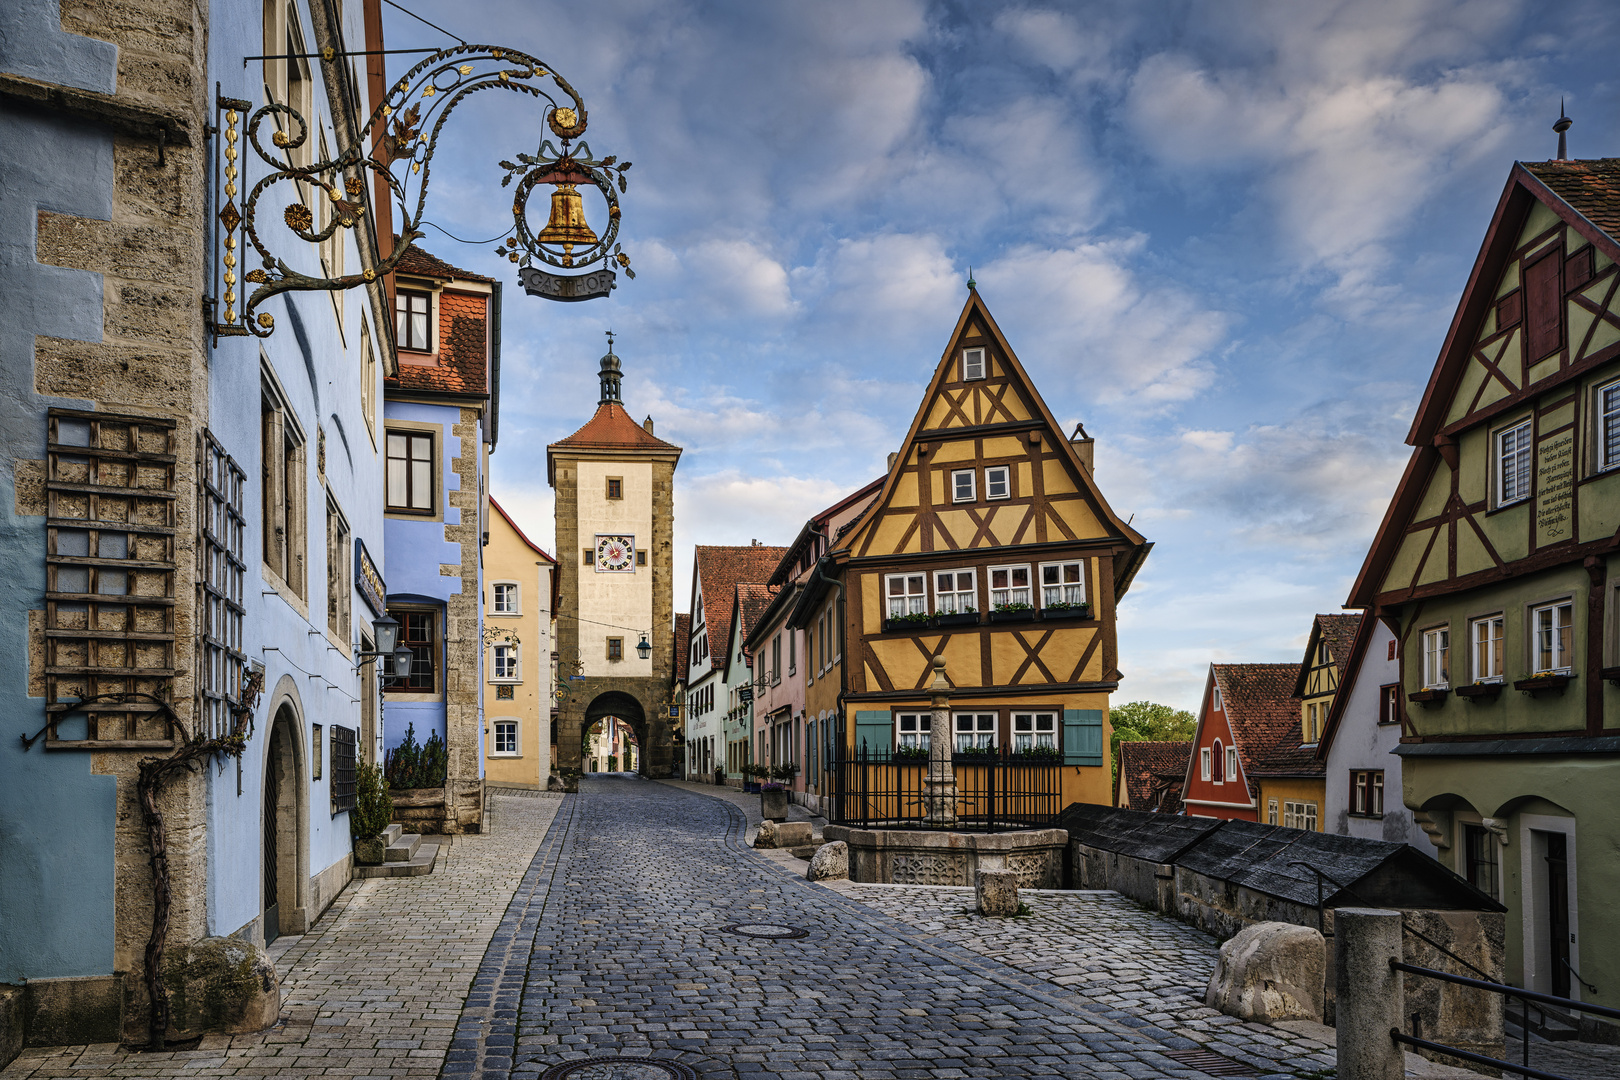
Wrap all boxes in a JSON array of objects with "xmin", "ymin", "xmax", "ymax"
[
  {"xmin": 694, "ymin": 545, "xmax": 788, "ymax": 673},
  {"xmin": 548, "ymin": 402, "xmax": 680, "ymax": 452},
  {"xmin": 386, "ymin": 247, "xmax": 491, "ymax": 399},
  {"xmin": 395, "ymin": 241, "xmax": 494, "ymax": 283},
  {"xmin": 1522, "ymin": 158, "xmax": 1620, "ymax": 238},
  {"xmin": 673, "ymin": 613, "xmax": 691, "ymax": 686},
  {"xmin": 1212, "ymin": 662, "xmax": 1318, "ymax": 789},
  {"xmin": 1316, "ymin": 613, "xmax": 1363, "ymax": 670},
  {"xmin": 1116, "ymin": 740, "xmax": 1190, "ymax": 813}
]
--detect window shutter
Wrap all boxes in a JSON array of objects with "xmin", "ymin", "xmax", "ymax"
[
  {"xmin": 853, "ymin": 710, "xmax": 892, "ymax": 756},
  {"xmin": 1525, "ymin": 251, "xmax": 1563, "ymax": 361},
  {"xmin": 1063, "ymin": 709, "xmax": 1103, "ymax": 766}
]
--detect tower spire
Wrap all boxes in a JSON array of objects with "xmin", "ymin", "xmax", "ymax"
[
  {"xmin": 598, "ymin": 329, "xmax": 622, "ymax": 405},
  {"xmin": 1554, "ymin": 99, "xmax": 1572, "ymax": 161}
]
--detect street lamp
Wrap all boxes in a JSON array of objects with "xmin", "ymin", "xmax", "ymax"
[
  {"xmin": 636, "ymin": 634, "xmax": 651, "ymax": 660},
  {"xmin": 357, "ymin": 614, "xmax": 413, "ymax": 679}
]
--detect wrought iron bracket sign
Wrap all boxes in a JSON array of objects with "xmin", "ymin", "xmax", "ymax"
[{"xmin": 211, "ymin": 43, "xmax": 632, "ymax": 338}]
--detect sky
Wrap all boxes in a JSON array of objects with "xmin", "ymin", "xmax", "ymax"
[{"xmin": 379, "ymin": 0, "xmax": 1620, "ymax": 713}]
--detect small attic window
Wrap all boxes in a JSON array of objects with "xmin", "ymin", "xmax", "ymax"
[
  {"xmin": 962, "ymin": 347, "xmax": 986, "ymax": 381},
  {"xmin": 1212, "ymin": 684, "xmax": 1223, "ymax": 711}
]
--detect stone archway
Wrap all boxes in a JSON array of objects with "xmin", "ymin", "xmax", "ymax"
[
  {"xmin": 261, "ymin": 680, "xmax": 311, "ymax": 944},
  {"xmin": 582, "ymin": 691, "xmax": 648, "ymax": 776}
]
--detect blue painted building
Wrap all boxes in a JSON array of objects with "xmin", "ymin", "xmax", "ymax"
[
  {"xmin": 383, "ymin": 245, "xmax": 500, "ymax": 832},
  {"xmin": 1, "ymin": 0, "xmax": 393, "ymax": 1049}
]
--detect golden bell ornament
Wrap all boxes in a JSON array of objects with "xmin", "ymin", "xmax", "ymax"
[{"xmin": 536, "ymin": 183, "xmax": 598, "ymax": 251}]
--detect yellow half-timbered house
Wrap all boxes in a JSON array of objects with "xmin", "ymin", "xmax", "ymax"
[{"xmin": 824, "ymin": 288, "xmax": 1152, "ymax": 808}]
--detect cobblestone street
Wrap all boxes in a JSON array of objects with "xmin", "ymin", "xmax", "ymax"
[{"xmin": 7, "ymin": 778, "xmax": 1614, "ymax": 1080}]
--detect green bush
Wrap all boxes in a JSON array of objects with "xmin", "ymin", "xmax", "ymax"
[
  {"xmin": 350, "ymin": 762, "xmax": 393, "ymax": 839},
  {"xmin": 384, "ymin": 722, "xmax": 448, "ymax": 789}
]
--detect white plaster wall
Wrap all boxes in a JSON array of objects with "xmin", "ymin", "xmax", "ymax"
[
  {"xmin": 1324, "ymin": 620, "xmax": 1439, "ymax": 857},
  {"xmin": 577, "ymin": 459, "xmax": 653, "ymax": 677}
]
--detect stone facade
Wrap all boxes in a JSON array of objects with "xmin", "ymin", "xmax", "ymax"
[{"xmin": 823, "ymin": 825, "xmax": 1067, "ymax": 888}]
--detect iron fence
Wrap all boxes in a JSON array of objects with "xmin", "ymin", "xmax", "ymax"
[{"xmin": 825, "ymin": 746, "xmax": 1061, "ymax": 831}]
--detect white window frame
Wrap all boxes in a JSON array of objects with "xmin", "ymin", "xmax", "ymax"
[
  {"xmin": 985, "ymin": 465, "xmax": 1010, "ymax": 500},
  {"xmin": 1226, "ymin": 746, "xmax": 1238, "ymax": 782},
  {"xmin": 1038, "ymin": 560, "xmax": 1086, "ymax": 610},
  {"xmin": 1532, "ymin": 600, "xmax": 1575, "ymax": 674},
  {"xmin": 1599, "ymin": 378, "xmax": 1620, "ymax": 472},
  {"xmin": 896, "ymin": 713, "xmax": 931, "ymax": 751},
  {"xmin": 988, "ymin": 564, "xmax": 1032, "ymax": 609},
  {"xmin": 1212, "ymin": 684, "xmax": 1222, "ymax": 711},
  {"xmin": 491, "ymin": 643, "xmax": 520, "ymax": 683},
  {"xmin": 492, "ymin": 719, "xmax": 519, "ymax": 757},
  {"xmin": 1495, "ymin": 418, "xmax": 1532, "ymax": 507},
  {"xmin": 961, "ymin": 347, "xmax": 986, "ymax": 381},
  {"xmin": 1422, "ymin": 626, "xmax": 1450, "ymax": 689},
  {"xmin": 954, "ymin": 712, "xmax": 996, "ymax": 751},
  {"xmin": 491, "ymin": 581, "xmax": 520, "ymax": 616},
  {"xmin": 951, "ymin": 469, "xmax": 976, "ymax": 503},
  {"xmin": 1283, "ymin": 800, "xmax": 1319, "ymax": 832},
  {"xmin": 1200, "ymin": 746, "xmax": 1212, "ymax": 781},
  {"xmin": 1470, "ymin": 614, "xmax": 1504, "ymax": 683},
  {"xmin": 884, "ymin": 572, "xmax": 928, "ymax": 619},
  {"xmin": 1267, "ymin": 798, "xmax": 1278, "ymax": 825},
  {"xmin": 1011, "ymin": 712, "xmax": 1056, "ymax": 752},
  {"xmin": 933, "ymin": 568, "xmax": 978, "ymax": 615}
]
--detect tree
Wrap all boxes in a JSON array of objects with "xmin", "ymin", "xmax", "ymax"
[{"xmin": 1109, "ymin": 700, "xmax": 1197, "ymax": 783}]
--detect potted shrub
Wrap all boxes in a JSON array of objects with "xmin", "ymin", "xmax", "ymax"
[
  {"xmin": 1013, "ymin": 744, "xmax": 1062, "ymax": 762},
  {"xmin": 893, "ymin": 744, "xmax": 929, "ymax": 762},
  {"xmin": 882, "ymin": 610, "xmax": 933, "ymax": 633},
  {"xmin": 742, "ymin": 763, "xmax": 767, "ymax": 793},
  {"xmin": 990, "ymin": 601, "xmax": 1035, "ymax": 624},
  {"xmin": 761, "ymin": 762, "xmax": 798, "ymax": 821},
  {"xmin": 350, "ymin": 762, "xmax": 393, "ymax": 866}
]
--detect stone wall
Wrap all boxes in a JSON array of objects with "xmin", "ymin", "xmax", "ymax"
[{"xmin": 826, "ymin": 826, "xmax": 1067, "ymax": 888}]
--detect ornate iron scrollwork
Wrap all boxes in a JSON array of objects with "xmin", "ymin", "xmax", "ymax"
[{"xmin": 215, "ymin": 44, "xmax": 632, "ymax": 337}]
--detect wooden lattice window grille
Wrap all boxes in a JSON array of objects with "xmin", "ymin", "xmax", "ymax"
[
  {"xmin": 197, "ymin": 431, "xmax": 247, "ymax": 742},
  {"xmin": 330, "ymin": 724, "xmax": 357, "ymax": 813},
  {"xmin": 44, "ymin": 408, "xmax": 179, "ymax": 748}
]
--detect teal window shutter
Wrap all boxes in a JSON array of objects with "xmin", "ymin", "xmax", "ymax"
[
  {"xmin": 1063, "ymin": 709, "xmax": 1103, "ymax": 766},
  {"xmin": 853, "ymin": 710, "xmax": 893, "ymax": 756}
]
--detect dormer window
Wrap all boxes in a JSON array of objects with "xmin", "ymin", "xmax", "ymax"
[{"xmin": 397, "ymin": 289, "xmax": 432, "ymax": 351}]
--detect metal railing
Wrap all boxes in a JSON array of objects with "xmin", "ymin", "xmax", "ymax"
[
  {"xmin": 825, "ymin": 746, "xmax": 1061, "ymax": 831},
  {"xmin": 1390, "ymin": 959, "xmax": 1620, "ymax": 1080}
]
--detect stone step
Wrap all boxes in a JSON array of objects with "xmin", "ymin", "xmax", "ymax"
[
  {"xmin": 381, "ymin": 823, "xmax": 403, "ymax": 846},
  {"xmin": 1508, "ymin": 1005, "xmax": 1582, "ymax": 1042},
  {"xmin": 788, "ymin": 845, "xmax": 818, "ymax": 860},
  {"xmin": 356, "ymin": 841, "xmax": 439, "ymax": 879},
  {"xmin": 384, "ymin": 833, "xmax": 422, "ymax": 862}
]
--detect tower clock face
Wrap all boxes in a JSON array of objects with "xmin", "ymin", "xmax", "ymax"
[{"xmin": 595, "ymin": 534, "xmax": 635, "ymax": 572}]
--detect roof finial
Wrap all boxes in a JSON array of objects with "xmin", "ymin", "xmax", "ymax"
[
  {"xmin": 1554, "ymin": 99, "xmax": 1572, "ymax": 161},
  {"xmin": 966, "ymin": 265, "xmax": 976, "ymax": 291}
]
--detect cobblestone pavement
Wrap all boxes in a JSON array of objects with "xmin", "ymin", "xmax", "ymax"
[
  {"xmin": 449, "ymin": 776, "xmax": 1335, "ymax": 1080},
  {"xmin": 1, "ymin": 794, "xmax": 563, "ymax": 1080},
  {"xmin": 655, "ymin": 778, "xmax": 827, "ymax": 841}
]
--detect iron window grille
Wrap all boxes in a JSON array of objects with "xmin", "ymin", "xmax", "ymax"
[
  {"xmin": 330, "ymin": 724, "xmax": 357, "ymax": 813},
  {"xmin": 44, "ymin": 408, "xmax": 179, "ymax": 748},
  {"xmin": 198, "ymin": 430, "xmax": 247, "ymax": 742}
]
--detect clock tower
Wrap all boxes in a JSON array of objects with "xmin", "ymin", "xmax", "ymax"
[{"xmin": 548, "ymin": 338, "xmax": 682, "ymax": 775}]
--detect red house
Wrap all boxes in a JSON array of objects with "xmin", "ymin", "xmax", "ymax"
[{"xmin": 1182, "ymin": 663, "xmax": 1304, "ymax": 823}]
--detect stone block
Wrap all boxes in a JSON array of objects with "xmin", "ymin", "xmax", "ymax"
[
  {"xmin": 354, "ymin": 836, "xmax": 386, "ymax": 865},
  {"xmin": 774, "ymin": 821, "xmax": 813, "ymax": 847},
  {"xmin": 807, "ymin": 842, "xmax": 849, "ymax": 881},
  {"xmin": 0, "ymin": 984, "xmax": 23, "ymax": 1071},
  {"xmin": 975, "ymin": 869, "xmax": 1020, "ymax": 917},
  {"xmin": 162, "ymin": 936, "xmax": 280, "ymax": 1040},
  {"xmin": 24, "ymin": 974, "xmax": 124, "ymax": 1046},
  {"xmin": 1205, "ymin": 921, "xmax": 1325, "ymax": 1023},
  {"xmin": 753, "ymin": 820, "xmax": 779, "ymax": 848},
  {"xmin": 760, "ymin": 787, "xmax": 790, "ymax": 821}
]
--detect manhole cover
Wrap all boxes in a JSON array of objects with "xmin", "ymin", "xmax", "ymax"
[
  {"xmin": 721, "ymin": 921, "xmax": 809, "ymax": 939},
  {"xmin": 535, "ymin": 1057, "xmax": 699, "ymax": 1080},
  {"xmin": 1160, "ymin": 1047, "xmax": 1257, "ymax": 1076}
]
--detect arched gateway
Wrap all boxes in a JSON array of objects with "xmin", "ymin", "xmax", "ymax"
[{"xmin": 549, "ymin": 340, "xmax": 681, "ymax": 777}]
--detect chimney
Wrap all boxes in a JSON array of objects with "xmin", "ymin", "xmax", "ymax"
[
  {"xmin": 643, "ymin": 415, "xmax": 654, "ymax": 434},
  {"xmin": 751, "ymin": 539, "xmax": 761, "ymax": 547},
  {"xmin": 1555, "ymin": 100, "xmax": 1572, "ymax": 161},
  {"xmin": 887, "ymin": 452, "xmax": 898, "ymax": 472},
  {"xmin": 1070, "ymin": 422, "xmax": 1094, "ymax": 475}
]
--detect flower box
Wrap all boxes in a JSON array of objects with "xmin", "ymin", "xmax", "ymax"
[
  {"xmin": 1406, "ymin": 688, "xmax": 1449, "ymax": 707},
  {"xmin": 989, "ymin": 608, "xmax": 1035, "ymax": 624},
  {"xmin": 1605, "ymin": 666, "xmax": 1620, "ymax": 687},
  {"xmin": 1514, "ymin": 673, "xmax": 1573, "ymax": 697},
  {"xmin": 1453, "ymin": 682, "xmax": 1504, "ymax": 703},
  {"xmin": 883, "ymin": 616, "xmax": 932, "ymax": 633},
  {"xmin": 1040, "ymin": 603, "xmax": 1091, "ymax": 620},
  {"xmin": 934, "ymin": 611, "xmax": 980, "ymax": 628}
]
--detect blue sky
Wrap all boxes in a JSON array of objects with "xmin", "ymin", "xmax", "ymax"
[{"xmin": 381, "ymin": 0, "xmax": 1620, "ymax": 712}]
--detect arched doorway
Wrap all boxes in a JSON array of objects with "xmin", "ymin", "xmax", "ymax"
[
  {"xmin": 582, "ymin": 716, "xmax": 640, "ymax": 772},
  {"xmin": 262, "ymin": 700, "xmax": 308, "ymax": 943},
  {"xmin": 581, "ymin": 691, "xmax": 647, "ymax": 776}
]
